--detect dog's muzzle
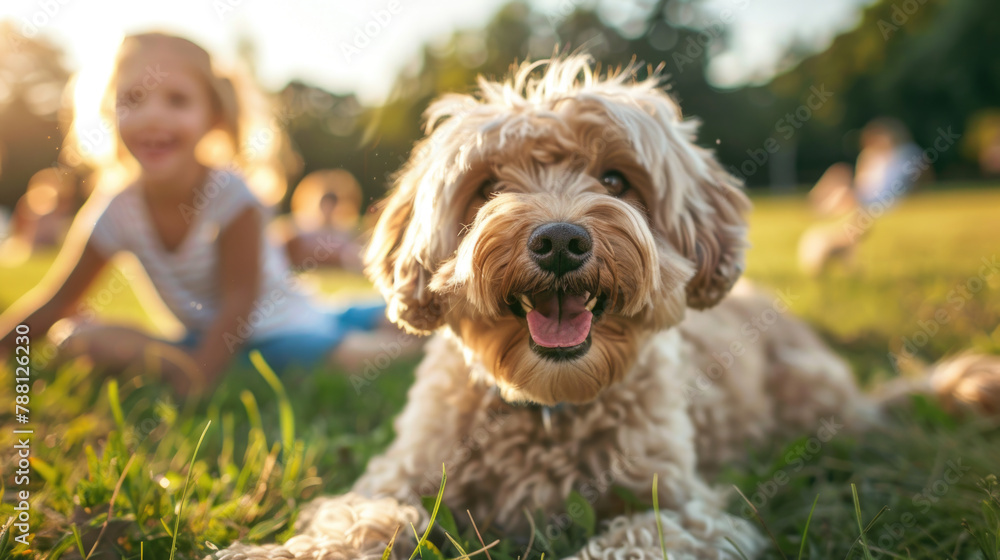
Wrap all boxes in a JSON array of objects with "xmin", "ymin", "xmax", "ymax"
[{"xmin": 502, "ymin": 222, "xmax": 610, "ymax": 361}]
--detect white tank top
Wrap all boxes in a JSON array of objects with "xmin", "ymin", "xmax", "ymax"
[{"xmin": 86, "ymin": 169, "xmax": 329, "ymax": 341}]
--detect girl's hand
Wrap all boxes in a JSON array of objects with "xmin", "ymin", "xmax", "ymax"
[
  {"xmin": 0, "ymin": 240, "xmax": 109, "ymax": 357},
  {"xmin": 161, "ymin": 362, "xmax": 204, "ymax": 398},
  {"xmin": 146, "ymin": 343, "xmax": 212, "ymax": 398}
]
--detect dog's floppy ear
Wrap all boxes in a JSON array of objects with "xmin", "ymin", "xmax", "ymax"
[
  {"xmin": 627, "ymin": 85, "xmax": 750, "ymax": 310},
  {"xmin": 668, "ymin": 152, "xmax": 750, "ymax": 309},
  {"xmin": 364, "ymin": 158, "xmax": 447, "ymax": 335}
]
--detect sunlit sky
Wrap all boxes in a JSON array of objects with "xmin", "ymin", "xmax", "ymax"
[{"xmin": 3, "ymin": 0, "xmax": 874, "ymax": 104}]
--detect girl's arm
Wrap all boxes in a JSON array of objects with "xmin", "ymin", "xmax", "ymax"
[
  {"xmin": 0, "ymin": 237, "xmax": 109, "ymax": 354},
  {"xmin": 183, "ymin": 206, "xmax": 262, "ymax": 389}
]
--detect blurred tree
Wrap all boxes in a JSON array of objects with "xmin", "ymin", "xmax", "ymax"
[
  {"xmin": 275, "ymin": 0, "xmax": 1000, "ymax": 207},
  {"xmin": 768, "ymin": 0, "xmax": 1000, "ymax": 182},
  {"xmin": 3, "ymin": 0, "xmax": 997, "ymax": 221},
  {"xmin": 328, "ymin": 0, "xmax": 760, "ymax": 204},
  {"xmin": 0, "ymin": 22, "xmax": 70, "ymax": 209},
  {"xmin": 355, "ymin": 0, "xmax": 802, "ymax": 192}
]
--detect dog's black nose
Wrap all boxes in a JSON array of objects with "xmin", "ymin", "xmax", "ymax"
[{"xmin": 528, "ymin": 222, "xmax": 592, "ymax": 275}]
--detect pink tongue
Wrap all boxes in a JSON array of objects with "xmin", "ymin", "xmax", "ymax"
[{"xmin": 526, "ymin": 291, "xmax": 593, "ymax": 348}]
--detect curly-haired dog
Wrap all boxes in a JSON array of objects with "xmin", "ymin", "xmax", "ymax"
[{"xmin": 213, "ymin": 57, "xmax": 1000, "ymax": 560}]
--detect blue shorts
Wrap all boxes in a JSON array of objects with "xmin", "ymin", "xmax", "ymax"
[{"xmin": 174, "ymin": 302, "xmax": 386, "ymax": 374}]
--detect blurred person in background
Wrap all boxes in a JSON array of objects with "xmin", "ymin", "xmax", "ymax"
[
  {"xmin": 0, "ymin": 33, "xmax": 411, "ymax": 396},
  {"xmin": 278, "ymin": 168, "xmax": 365, "ymax": 272},
  {"xmin": 965, "ymin": 110, "xmax": 1000, "ymax": 177},
  {"xmin": 979, "ymin": 129, "xmax": 1000, "ymax": 176},
  {"xmin": 0, "ymin": 168, "xmax": 78, "ymax": 264},
  {"xmin": 799, "ymin": 118, "xmax": 924, "ymax": 276}
]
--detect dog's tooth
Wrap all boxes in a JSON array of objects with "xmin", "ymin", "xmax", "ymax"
[
  {"xmin": 585, "ymin": 297, "xmax": 597, "ymax": 311},
  {"xmin": 519, "ymin": 294, "xmax": 534, "ymax": 311}
]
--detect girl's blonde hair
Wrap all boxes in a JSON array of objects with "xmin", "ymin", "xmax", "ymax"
[{"xmin": 62, "ymin": 32, "xmax": 299, "ymax": 205}]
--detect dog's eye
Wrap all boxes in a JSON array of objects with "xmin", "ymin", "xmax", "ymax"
[
  {"xmin": 480, "ymin": 178, "xmax": 503, "ymax": 199},
  {"xmin": 601, "ymin": 171, "xmax": 630, "ymax": 197}
]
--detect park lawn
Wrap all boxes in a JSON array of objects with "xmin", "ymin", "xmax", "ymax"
[{"xmin": 0, "ymin": 187, "xmax": 998, "ymax": 559}]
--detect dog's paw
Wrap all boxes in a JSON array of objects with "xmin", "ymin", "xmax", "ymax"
[
  {"xmin": 208, "ymin": 493, "xmax": 423, "ymax": 560},
  {"xmin": 290, "ymin": 492, "xmax": 423, "ymax": 559},
  {"xmin": 932, "ymin": 353, "xmax": 1000, "ymax": 416},
  {"xmin": 203, "ymin": 542, "xmax": 295, "ymax": 559},
  {"xmin": 573, "ymin": 502, "xmax": 763, "ymax": 560}
]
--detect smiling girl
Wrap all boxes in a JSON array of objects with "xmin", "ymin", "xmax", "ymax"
[{"xmin": 0, "ymin": 33, "xmax": 399, "ymax": 395}]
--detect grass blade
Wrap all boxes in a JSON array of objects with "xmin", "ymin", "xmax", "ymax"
[
  {"xmin": 71, "ymin": 524, "xmax": 86, "ymax": 558},
  {"xmin": 726, "ymin": 536, "xmax": 751, "ymax": 560},
  {"xmin": 382, "ymin": 524, "xmax": 400, "ymax": 560},
  {"xmin": 240, "ymin": 390, "xmax": 263, "ymax": 434},
  {"xmin": 409, "ymin": 464, "xmax": 447, "ymax": 560},
  {"xmin": 652, "ymin": 473, "xmax": 670, "ymax": 560},
  {"xmin": 0, "ymin": 517, "xmax": 11, "ymax": 557},
  {"xmin": 850, "ymin": 483, "xmax": 875, "ymax": 560},
  {"xmin": 85, "ymin": 454, "xmax": 137, "ymax": 559},
  {"xmin": 160, "ymin": 517, "xmax": 173, "ymax": 537},
  {"xmin": 798, "ymin": 494, "xmax": 820, "ymax": 560},
  {"xmin": 249, "ymin": 350, "xmax": 295, "ymax": 456},
  {"xmin": 845, "ymin": 495, "xmax": 889, "ymax": 559},
  {"xmin": 465, "ymin": 509, "xmax": 492, "ymax": 560},
  {"xmin": 169, "ymin": 421, "xmax": 211, "ymax": 560},
  {"xmin": 107, "ymin": 380, "xmax": 125, "ymax": 429},
  {"xmin": 443, "ymin": 531, "xmax": 468, "ymax": 558},
  {"xmin": 734, "ymin": 485, "xmax": 788, "ymax": 560},
  {"xmin": 30, "ymin": 457, "xmax": 58, "ymax": 484}
]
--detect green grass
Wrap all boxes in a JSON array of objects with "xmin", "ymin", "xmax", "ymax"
[{"xmin": 1, "ymin": 187, "xmax": 999, "ymax": 559}]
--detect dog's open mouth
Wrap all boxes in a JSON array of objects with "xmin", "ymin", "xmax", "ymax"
[{"xmin": 509, "ymin": 290, "xmax": 608, "ymax": 361}]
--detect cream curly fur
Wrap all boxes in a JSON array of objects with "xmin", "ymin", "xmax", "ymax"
[{"xmin": 209, "ymin": 56, "xmax": 999, "ymax": 560}]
